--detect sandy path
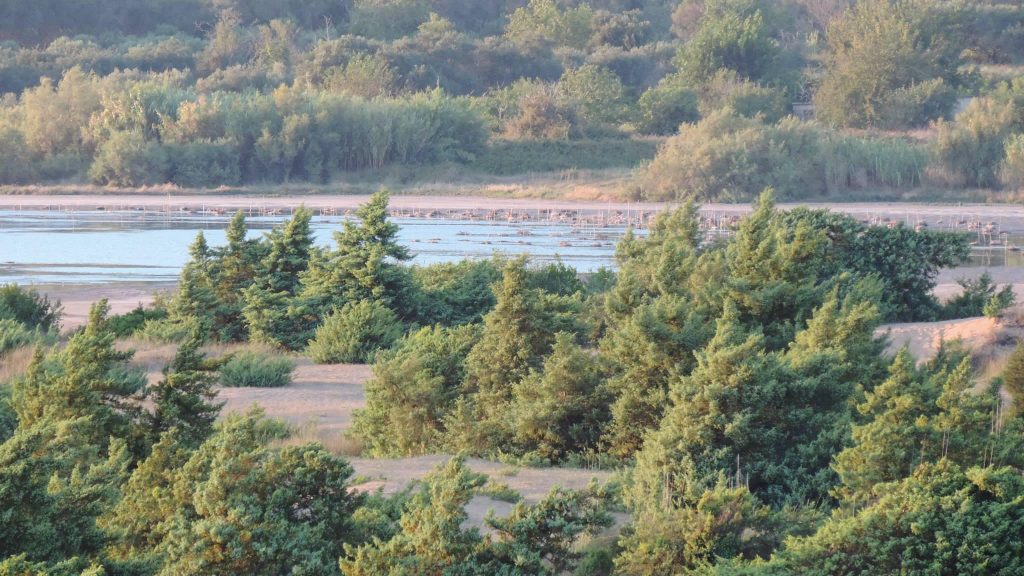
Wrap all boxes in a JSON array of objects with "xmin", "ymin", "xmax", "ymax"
[
  {"xmin": 878, "ymin": 316, "xmax": 1001, "ymax": 361},
  {"xmin": 218, "ymin": 360, "xmax": 371, "ymax": 441}
]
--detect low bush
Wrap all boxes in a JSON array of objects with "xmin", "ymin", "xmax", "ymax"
[
  {"xmin": 0, "ymin": 318, "xmax": 53, "ymax": 356},
  {"xmin": 637, "ymin": 110, "xmax": 824, "ymax": 201},
  {"xmin": 107, "ymin": 305, "xmax": 168, "ymax": 338},
  {"xmin": 942, "ymin": 272, "xmax": 1016, "ymax": 319},
  {"xmin": 307, "ymin": 300, "xmax": 403, "ymax": 364},
  {"xmin": 931, "ymin": 98, "xmax": 1015, "ymax": 188},
  {"xmin": 137, "ymin": 317, "xmax": 194, "ymax": 343},
  {"xmin": 219, "ymin": 351, "xmax": 295, "ymax": 388},
  {"xmin": 0, "ymin": 284, "xmax": 62, "ymax": 331}
]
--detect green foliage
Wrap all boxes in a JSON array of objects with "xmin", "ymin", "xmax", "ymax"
[
  {"xmin": 823, "ymin": 133, "xmax": 929, "ymax": 191},
  {"xmin": 639, "ymin": 111, "xmax": 825, "ymax": 201},
  {"xmin": 776, "ymin": 461, "xmax": 1024, "ymax": 576},
  {"xmin": 0, "ymin": 318, "xmax": 53, "ymax": 357},
  {"xmin": 109, "ymin": 409, "xmax": 362, "ymax": 575},
  {"xmin": 815, "ymin": 0, "xmax": 964, "ymax": 128},
  {"xmin": 506, "ymin": 0, "xmax": 594, "ymax": 50},
  {"xmin": 616, "ymin": 480, "xmax": 776, "ymax": 575},
  {"xmin": 457, "ymin": 260, "xmax": 560, "ymax": 450},
  {"xmin": 673, "ymin": 0, "xmax": 780, "ymax": 85},
  {"xmin": 832, "ymin": 349, "xmax": 1023, "ymax": 506},
  {"xmin": 146, "ymin": 332, "xmax": 222, "ymax": 448},
  {"xmin": 12, "ymin": 300, "xmax": 147, "ymax": 453},
  {"xmin": 341, "ymin": 457, "xmax": 611, "ymax": 575},
  {"xmin": 324, "ymin": 53, "xmax": 398, "ymax": 98},
  {"xmin": 933, "ymin": 97, "xmax": 1016, "ymax": 188},
  {"xmin": 0, "ymin": 417, "xmax": 129, "ymax": 566},
  {"xmin": 409, "ymin": 260, "xmax": 501, "ymax": 325},
  {"xmin": 469, "ymin": 138, "xmax": 657, "ymax": 174},
  {"xmin": 307, "ymin": 299, "xmax": 403, "ymax": 364},
  {"xmin": 88, "ymin": 130, "xmax": 170, "ymax": 186},
  {"xmin": 352, "ymin": 323, "xmax": 480, "ymax": 456},
  {"xmin": 301, "ymin": 190, "xmax": 412, "ymax": 320},
  {"xmin": 697, "ymin": 70, "xmax": 787, "ymax": 123},
  {"xmin": 243, "ymin": 207, "xmax": 317, "ymax": 350},
  {"xmin": 512, "ymin": 332, "xmax": 610, "ymax": 461},
  {"xmin": 557, "ymin": 64, "xmax": 628, "ymax": 127},
  {"xmin": 635, "ymin": 74, "xmax": 700, "ymax": 135},
  {"xmin": 1002, "ymin": 132, "xmax": 1024, "ymax": 189},
  {"xmin": 219, "ymin": 351, "xmax": 295, "ymax": 388},
  {"xmin": 0, "ymin": 284, "xmax": 62, "ymax": 331},
  {"xmin": 106, "ymin": 304, "xmax": 168, "ymax": 338},
  {"xmin": 943, "ymin": 272, "xmax": 1016, "ymax": 319},
  {"xmin": 1004, "ymin": 343, "xmax": 1024, "ymax": 416}
]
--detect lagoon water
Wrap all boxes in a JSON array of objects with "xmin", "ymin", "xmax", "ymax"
[{"xmin": 0, "ymin": 210, "xmax": 631, "ymax": 285}]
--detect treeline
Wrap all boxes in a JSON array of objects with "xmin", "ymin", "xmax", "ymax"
[
  {"xmin": 3, "ymin": 0, "xmax": 1024, "ymax": 195},
  {"xmin": 2, "ymin": 191, "xmax": 1024, "ymax": 573},
  {"xmin": 0, "ymin": 70, "xmax": 484, "ymax": 186}
]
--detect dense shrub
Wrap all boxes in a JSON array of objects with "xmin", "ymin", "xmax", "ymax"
[
  {"xmin": 943, "ymin": 272, "xmax": 1016, "ymax": 319},
  {"xmin": 0, "ymin": 284, "xmax": 62, "ymax": 331},
  {"xmin": 0, "ymin": 318, "xmax": 51, "ymax": 356},
  {"xmin": 697, "ymin": 70, "xmax": 788, "ymax": 123},
  {"xmin": 88, "ymin": 130, "xmax": 170, "ymax": 186},
  {"xmin": 1003, "ymin": 133, "xmax": 1024, "ymax": 190},
  {"xmin": 107, "ymin": 305, "xmax": 168, "ymax": 338},
  {"xmin": 307, "ymin": 300, "xmax": 403, "ymax": 364},
  {"xmin": 814, "ymin": 0, "xmax": 963, "ymax": 129},
  {"xmin": 634, "ymin": 74, "xmax": 699, "ymax": 135},
  {"xmin": 823, "ymin": 134, "xmax": 929, "ymax": 191},
  {"xmin": 137, "ymin": 317, "xmax": 196, "ymax": 344},
  {"xmin": 638, "ymin": 110, "xmax": 825, "ymax": 201},
  {"xmin": 932, "ymin": 97, "xmax": 1015, "ymax": 188},
  {"xmin": 165, "ymin": 140, "xmax": 241, "ymax": 188},
  {"xmin": 469, "ymin": 138, "xmax": 658, "ymax": 174},
  {"xmin": 219, "ymin": 351, "xmax": 295, "ymax": 388}
]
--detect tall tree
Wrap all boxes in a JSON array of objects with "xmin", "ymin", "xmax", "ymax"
[
  {"xmin": 243, "ymin": 206, "xmax": 317, "ymax": 349},
  {"xmin": 146, "ymin": 331, "xmax": 222, "ymax": 449},
  {"xmin": 301, "ymin": 189, "xmax": 412, "ymax": 316}
]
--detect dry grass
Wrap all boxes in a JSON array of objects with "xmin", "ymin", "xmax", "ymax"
[{"xmin": 0, "ymin": 346, "xmax": 37, "ymax": 384}]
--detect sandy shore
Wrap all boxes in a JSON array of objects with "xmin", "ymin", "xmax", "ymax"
[
  {"xmin": 2, "ymin": 193, "xmax": 1024, "ymax": 231},
  {"xmin": 38, "ymin": 283, "xmax": 174, "ymax": 331}
]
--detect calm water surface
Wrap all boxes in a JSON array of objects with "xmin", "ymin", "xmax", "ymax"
[{"xmin": 0, "ymin": 210, "xmax": 632, "ymax": 284}]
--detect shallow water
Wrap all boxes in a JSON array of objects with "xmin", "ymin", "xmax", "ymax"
[{"xmin": 0, "ymin": 210, "xmax": 631, "ymax": 285}]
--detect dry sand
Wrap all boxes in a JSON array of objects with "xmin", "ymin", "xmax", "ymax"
[{"xmin": 41, "ymin": 282, "xmax": 175, "ymax": 331}]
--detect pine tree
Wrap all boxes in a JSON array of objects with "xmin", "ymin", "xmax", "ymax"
[
  {"xmin": 12, "ymin": 300, "xmax": 147, "ymax": 453},
  {"xmin": 1003, "ymin": 342, "xmax": 1024, "ymax": 416},
  {"xmin": 128, "ymin": 409, "xmax": 362, "ymax": 575},
  {"xmin": 341, "ymin": 457, "xmax": 484, "ymax": 576},
  {"xmin": 301, "ymin": 189, "xmax": 412, "ymax": 315},
  {"xmin": 512, "ymin": 332, "xmax": 610, "ymax": 461},
  {"xmin": 170, "ymin": 232, "xmax": 219, "ymax": 336},
  {"xmin": 461, "ymin": 260, "xmax": 553, "ymax": 448},
  {"xmin": 260, "ymin": 205, "xmax": 314, "ymax": 295},
  {"xmin": 146, "ymin": 331, "xmax": 222, "ymax": 449},
  {"xmin": 351, "ymin": 324, "xmax": 481, "ymax": 456},
  {"xmin": 0, "ymin": 417, "xmax": 129, "ymax": 564},
  {"xmin": 243, "ymin": 206, "xmax": 317, "ymax": 349},
  {"xmin": 211, "ymin": 211, "xmax": 264, "ymax": 341},
  {"xmin": 778, "ymin": 461, "xmax": 1024, "ymax": 576}
]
